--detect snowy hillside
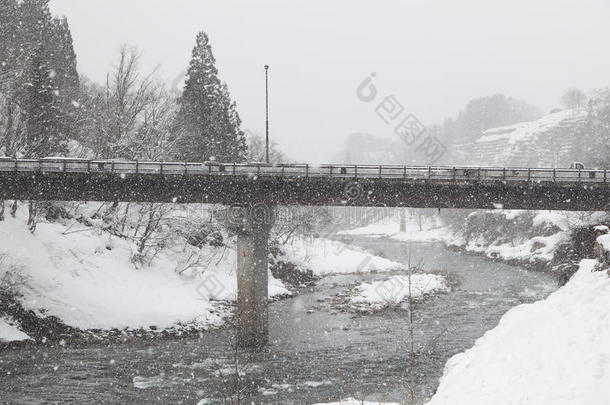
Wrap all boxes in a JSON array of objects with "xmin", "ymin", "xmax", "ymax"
[{"xmin": 470, "ymin": 109, "xmax": 586, "ymax": 167}]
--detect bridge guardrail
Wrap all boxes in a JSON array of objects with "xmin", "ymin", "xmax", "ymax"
[{"xmin": 0, "ymin": 158, "xmax": 608, "ymax": 185}]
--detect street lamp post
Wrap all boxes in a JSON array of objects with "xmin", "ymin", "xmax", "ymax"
[{"xmin": 264, "ymin": 65, "xmax": 269, "ymax": 164}]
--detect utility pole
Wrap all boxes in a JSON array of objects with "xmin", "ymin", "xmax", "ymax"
[{"xmin": 265, "ymin": 65, "xmax": 270, "ymax": 164}]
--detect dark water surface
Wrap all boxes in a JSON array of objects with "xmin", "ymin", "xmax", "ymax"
[{"xmin": 0, "ymin": 238, "xmax": 557, "ymax": 404}]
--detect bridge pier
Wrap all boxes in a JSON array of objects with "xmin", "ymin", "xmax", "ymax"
[
  {"xmin": 225, "ymin": 204, "xmax": 275, "ymax": 347},
  {"xmin": 399, "ymin": 209, "xmax": 406, "ymax": 232}
]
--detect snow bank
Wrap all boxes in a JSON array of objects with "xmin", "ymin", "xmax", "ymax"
[
  {"xmin": 0, "ymin": 206, "xmax": 289, "ymax": 332},
  {"xmin": 596, "ymin": 234, "xmax": 610, "ymax": 253},
  {"xmin": 282, "ymin": 237, "xmax": 404, "ymax": 275},
  {"xmin": 344, "ymin": 210, "xmax": 576, "ymax": 266},
  {"xmin": 533, "ymin": 211, "xmax": 570, "ymax": 231},
  {"xmin": 0, "ymin": 317, "xmax": 30, "ymax": 342},
  {"xmin": 466, "ymin": 231, "xmax": 569, "ymax": 263},
  {"xmin": 427, "ymin": 259, "xmax": 610, "ymax": 405},
  {"xmin": 350, "ymin": 274, "xmax": 449, "ymax": 310}
]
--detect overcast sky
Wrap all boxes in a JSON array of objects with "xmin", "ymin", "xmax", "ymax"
[{"xmin": 50, "ymin": 0, "xmax": 610, "ymax": 162}]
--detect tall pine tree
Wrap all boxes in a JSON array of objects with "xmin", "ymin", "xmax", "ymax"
[
  {"xmin": 0, "ymin": 0, "xmax": 78, "ymax": 157},
  {"xmin": 174, "ymin": 32, "xmax": 245, "ymax": 162},
  {"xmin": 0, "ymin": 0, "xmax": 19, "ymax": 76},
  {"xmin": 22, "ymin": 48, "xmax": 67, "ymax": 157},
  {"xmin": 1, "ymin": 0, "xmax": 25, "ymax": 157}
]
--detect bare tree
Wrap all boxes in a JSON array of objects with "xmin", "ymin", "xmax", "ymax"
[
  {"xmin": 73, "ymin": 47, "xmax": 179, "ymax": 249},
  {"xmin": 0, "ymin": 94, "xmax": 26, "ymax": 158},
  {"xmin": 272, "ymin": 206, "xmax": 333, "ymax": 245},
  {"xmin": 81, "ymin": 46, "xmax": 157, "ymax": 159},
  {"xmin": 128, "ymin": 85, "xmax": 177, "ymax": 160},
  {"xmin": 245, "ymin": 131, "xmax": 288, "ymax": 163},
  {"xmin": 561, "ymin": 88, "xmax": 587, "ymax": 109}
]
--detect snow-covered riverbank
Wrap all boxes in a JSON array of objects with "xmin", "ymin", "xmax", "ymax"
[
  {"xmin": 281, "ymin": 236, "xmax": 405, "ymax": 276},
  {"xmin": 336, "ymin": 210, "xmax": 610, "ymax": 404},
  {"xmin": 0, "ymin": 207, "xmax": 247, "ymax": 339},
  {"xmin": 0, "ymin": 205, "xmax": 407, "ymax": 343},
  {"xmin": 0, "ymin": 317, "xmax": 30, "ymax": 342},
  {"xmin": 0, "ymin": 221, "xmax": 557, "ymax": 404},
  {"xmin": 341, "ymin": 209, "xmax": 607, "ymax": 273},
  {"xmin": 426, "ymin": 259, "xmax": 610, "ymax": 404}
]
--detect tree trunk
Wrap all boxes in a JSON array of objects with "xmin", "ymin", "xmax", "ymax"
[
  {"xmin": 10, "ymin": 200, "xmax": 17, "ymax": 217},
  {"xmin": 27, "ymin": 201, "xmax": 37, "ymax": 233}
]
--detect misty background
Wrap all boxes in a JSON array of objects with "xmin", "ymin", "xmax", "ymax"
[{"xmin": 48, "ymin": 0, "xmax": 610, "ymax": 163}]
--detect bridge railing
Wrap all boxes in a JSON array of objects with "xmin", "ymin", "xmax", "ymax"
[{"xmin": 0, "ymin": 158, "xmax": 608, "ymax": 184}]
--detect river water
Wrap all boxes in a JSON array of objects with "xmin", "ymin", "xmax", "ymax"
[{"xmin": 0, "ymin": 238, "xmax": 557, "ymax": 404}]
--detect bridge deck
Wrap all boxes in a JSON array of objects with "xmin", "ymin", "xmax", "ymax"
[
  {"xmin": 0, "ymin": 158, "xmax": 608, "ymax": 184},
  {"xmin": 1, "ymin": 158, "xmax": 609, "ymax": 210}
]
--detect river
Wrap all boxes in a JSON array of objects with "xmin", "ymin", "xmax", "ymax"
[{"xmin": 0, "ymin": 237, "xmax": 557, "ymax": 404}]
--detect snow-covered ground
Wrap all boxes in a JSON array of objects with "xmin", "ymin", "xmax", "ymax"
[
  {"xmin": 0, "ymin": 205, "xmax": 405, "ymax": 341},
  {"xmin": 0, "ymin": 206, "xmax": 291, "ymax": 337},
  {"xmin": 427, "ymin": 259, "xmax": 610, "ymax": 405},
  {"xmin": 341, "ymin": 210, "xmax": 606, "ymax": 266},
  {"xmin": 349, "ymin": 274, "xmax": 449, "ymax": 311},
  {"xmin": 282, "ymin": 237, "xmax": 405, "ymax": 276},
  {"xmin": 341, "ymin": 211, "xmax": 610, "ymax": 403},
  {"xmin": 596, "ymin": 233, "xmax": 610, "ymax": 252},
  {"xmin": 465, "ymin": 210, "xmax": 571, "ymax": 263},
  {"xmin": 460, "ymin": 210, "xmax": 604, "ymax": 265},
  {"xmin": 0, "ymin": 317, "xmax": 30, "ymax": 342},
  {"xmin": 464, "ymin": 228, "xmax": 568, "ymax": 263}
]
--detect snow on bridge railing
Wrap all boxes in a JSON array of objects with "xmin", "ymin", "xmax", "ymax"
[{"xmin": 0, "ymin": 158, "xmax": 608, "ymax": 184}]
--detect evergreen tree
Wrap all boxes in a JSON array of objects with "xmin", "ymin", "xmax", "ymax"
[
  {"xmin": 0, "ymin": 0, "xmax": 22, "ymax": 156},
  {"xmin": 48, "ymin": 15, "xmax": 80, "ymax": 135},
  {"xmin": 0, "ymin": 0, "xmax": 78, "ymax": 157},
  {"xmin": 174, "ymin": 32, "xmax": 246, "ymax": 162},
  {"xmin": 581, "ymin": 89, "xmax": 610, "ymax": 167},
  {"xmin": 0, "ymin": 0, "xmax": 20, "ymax": 73},
  {"xmin": 216, "ymin": 82, "xmax": 246, "ymax": 160},
  {"xmin": 22, "ymin": 48, "xmax": 67, "ymax": 157}
]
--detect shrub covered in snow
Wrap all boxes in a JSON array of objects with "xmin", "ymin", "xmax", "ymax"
[{"xmin": 348, "ymin": 274, "xmax": 449, "ymax": 311}]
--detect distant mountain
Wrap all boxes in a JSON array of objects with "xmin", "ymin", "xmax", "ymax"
[{"xmin": 334, "ymin": 94, "xmax": 546, "ymax": 166}]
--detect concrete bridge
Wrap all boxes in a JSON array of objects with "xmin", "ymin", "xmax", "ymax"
[
  {"xmin": 2, "ymin": 158, "xmax": 609, "ymax": 346},
  {"xmin": 2, "ymin": 158, "xmax": 610, "ymax": 210}
]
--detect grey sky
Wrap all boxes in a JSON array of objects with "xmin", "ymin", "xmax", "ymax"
[{"xmin": 50, "ymin": 0, "xmax": 610, "ymax": 162}]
